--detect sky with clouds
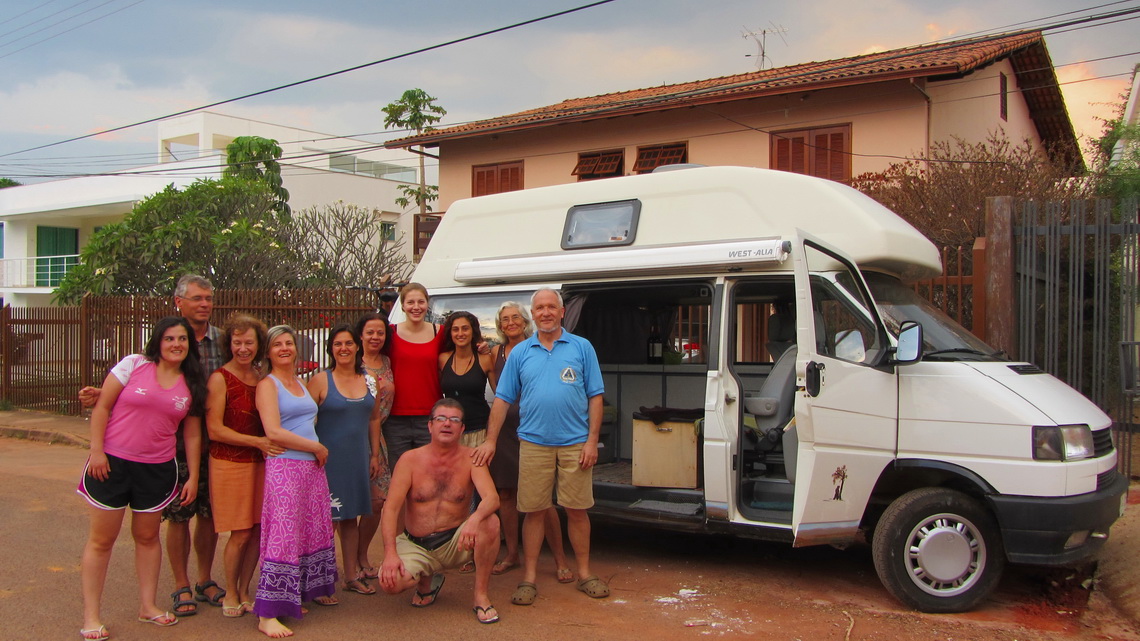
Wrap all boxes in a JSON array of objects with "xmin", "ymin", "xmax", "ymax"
[{"xmin": 0, "ymin": 0, "xmax": 1136, "ymax": 183}]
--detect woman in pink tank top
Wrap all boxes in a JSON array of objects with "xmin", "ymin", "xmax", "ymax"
[{"xmin": 78, "ymin": 317, "xmax": 208, "ymax": 639}]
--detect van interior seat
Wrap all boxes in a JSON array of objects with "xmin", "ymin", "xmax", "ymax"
[
  {"xmin": 766, "ymin": 311, "xmax": 796, "ymax": 360},
  {"xmin": 748, "ymin": 344, "xmax": 798, "ymax": 438}
]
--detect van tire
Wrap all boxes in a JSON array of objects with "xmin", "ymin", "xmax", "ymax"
[{"xmin": 871, "ymin": 487, "xmax": 1004, "ymax": 613}]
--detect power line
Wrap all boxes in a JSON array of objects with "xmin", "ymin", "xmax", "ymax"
[
  {"xmin": 0, "ymin": 0, "xmax": 60, "ymax": 28},
  {"xmin": 0, "ymin": 0, "xmax": 619, "ymax": 160},
  {"xmin": 0, "ymin": 0, "xmax": 145, "ymax": 61}
]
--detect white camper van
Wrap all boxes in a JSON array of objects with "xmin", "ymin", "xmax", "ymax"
[{"xmin": 407, "ymin": 165, "xmax": 1126, "ymax": 613}]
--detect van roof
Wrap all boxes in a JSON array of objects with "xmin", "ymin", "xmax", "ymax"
[{"xmin": 413, "ymin": 166, "xmax": 942, "ymax": 288}]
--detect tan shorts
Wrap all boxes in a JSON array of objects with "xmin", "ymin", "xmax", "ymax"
[
  {"xmin": 460, "ymin": 429, "xmax": 486, "ymax": 448},
  {"xmin": 394, "ymin": 519, "xmax": 473, "ymax": 580},
  {"xmin": 517, "ymin": 440, "xmax": 593, "ymax": 513}
]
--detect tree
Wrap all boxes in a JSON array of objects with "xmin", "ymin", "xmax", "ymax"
[
  {"xmin": 850, "ymin": 134, "xmax": 1091, "ymax": 252},
  {"xmin": 383, "ymin": 89, "xmax": 446, "ymax": 217},
  {"xmin": 1088, "ymin": 107, "xmax": 1140, "ymax": 200},
  {"xmin": 285, "ymin": 202, "xmax": 414, "ymax": 288},
  {"xmin": 0, "ymin": 178, "xmax": 21, "ymax": 189},
  {"xmin": 225, "ymin": 136, "xmax": 290, "ymax": 215},
  {"xmin": 54, "ymin": 177, "xmax": 301, "ymax": 303}
]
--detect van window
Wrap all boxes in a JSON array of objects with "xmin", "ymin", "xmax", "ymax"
[
  {"xmin": 805, "ymin": 243, "xmax": 884, "ymax": 365},
  {"xmin": 430, "ymin": 291, "xmax": 534, "ymax": 344},
  {"xmin": 561, "ymin": 200, "xmax": 640, "ymax": 249}
]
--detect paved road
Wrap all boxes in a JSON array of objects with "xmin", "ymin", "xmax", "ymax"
[{"xmin": 4, "ymin": 438, "xmax": 1139, "ymax": 641}]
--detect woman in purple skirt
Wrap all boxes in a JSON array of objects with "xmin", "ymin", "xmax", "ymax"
[{"xmin": 253, "ymin": 325, "xmax": 337, "ymax": 638}]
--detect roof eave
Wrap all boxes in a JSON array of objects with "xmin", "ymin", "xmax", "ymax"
[{"xmin": 385, "ymin": 65, "xmax": 963, "ymax": 149}]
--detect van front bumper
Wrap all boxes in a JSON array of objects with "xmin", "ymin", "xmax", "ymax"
[{"xmin": 986, "ymin": 471, "xmax": 1127, "ymax": 566}]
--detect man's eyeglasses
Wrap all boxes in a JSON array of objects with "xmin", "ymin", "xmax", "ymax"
[{"xmin": 430, "ymin": 415, "xmax": 463, "ymax": 425}]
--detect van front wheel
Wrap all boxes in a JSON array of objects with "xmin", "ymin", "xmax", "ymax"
[{"xmin": 872, "ymin": 488, "xmax": 1004, "ymax": 613}]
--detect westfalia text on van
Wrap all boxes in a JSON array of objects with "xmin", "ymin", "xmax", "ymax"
[{"xmin": 406, "ymin": 165, "xmax": 1126, "ymax": 613}]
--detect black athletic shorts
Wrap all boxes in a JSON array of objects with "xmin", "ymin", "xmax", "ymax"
[{"xmin": 77, "ymin": 453, "xmax": 179, "ymax": 512}]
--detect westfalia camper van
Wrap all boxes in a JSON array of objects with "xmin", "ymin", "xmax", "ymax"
[{"xmin": 405, "ymin": 165, "xmax": 1126, "ymax": 613}]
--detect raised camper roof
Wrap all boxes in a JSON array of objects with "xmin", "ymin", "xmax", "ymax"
[{"xmin": 413, "ymin": 166, "xmax": 942, "ymax": 289}]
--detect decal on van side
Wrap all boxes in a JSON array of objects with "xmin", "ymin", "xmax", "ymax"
[{"xmin": 831, "ymin": 465, "xmax": 848, "ymax": 501}]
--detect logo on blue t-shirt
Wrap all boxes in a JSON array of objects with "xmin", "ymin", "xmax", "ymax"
[{"xmin": 560, "ymin": 367, "xmax": 578, "ymax": 384}]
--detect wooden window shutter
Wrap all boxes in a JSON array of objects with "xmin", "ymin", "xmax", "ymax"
[
  {"xmin": 472, "ymin": 165, "xmax": 497, "ymax": 197},
  {"xmin": 772, "ymin": 126, "xmax": 848, "ymax": 181},
  {"xmin": 472, "ymin": 161, "xmax": 523, "ymax": 197},
  {"xmin": 500, "ymin": 162, "xmax": 522, "ymax": 192},
  {"xmin": 633, "ymin": 143, "xmax": 686, "ymax": 173}
]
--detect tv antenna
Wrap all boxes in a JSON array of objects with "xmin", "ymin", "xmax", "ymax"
[{"xmin": 742, "ymin": 23, "xmax": 788, "ymax": 70}]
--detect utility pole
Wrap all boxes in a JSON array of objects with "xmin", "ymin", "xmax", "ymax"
[{"xmin": 742, "ymin": 24, "xmax": 788, "ymax": 70}]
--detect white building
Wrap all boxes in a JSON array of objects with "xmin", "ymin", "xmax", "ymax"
[{"xmin": 0, "ymin": 112, "xmax": 420, "ymax": 305}]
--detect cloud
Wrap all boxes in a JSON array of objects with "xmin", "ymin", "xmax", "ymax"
[{"xmin": 1056, "ymin": 63, "xmax": 1129, "ymax": 145}]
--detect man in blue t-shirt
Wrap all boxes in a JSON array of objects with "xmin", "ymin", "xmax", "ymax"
[{"xmin": 474, "ymin": 288, "xmax": 609, "ymax": 605}]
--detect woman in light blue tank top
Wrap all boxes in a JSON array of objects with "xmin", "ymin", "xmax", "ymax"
[{"xmin": 252, "ymin": 326, "xmax": 338, "ymax": 636}]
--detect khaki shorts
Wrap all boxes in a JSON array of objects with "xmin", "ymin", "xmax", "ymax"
[
  {"xmin": 394, "ymin": 519, "xmax": 472, "ymax": 580},
  {"xmin": 460, "ymin": 429, "xmax": 486, "ymax": 448},
  {"xmin": 517, "ymin": 440, "xmax": 593, "ymax": 512}
]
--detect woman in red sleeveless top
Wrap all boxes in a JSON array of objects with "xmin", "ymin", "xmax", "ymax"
[
  {"xmin": 383, "ymin": 283, "xmax": 444, "ymax": 467},
  {"xmin": 204, "ymin": 314, "xmax": 283, "ymax": 617}
]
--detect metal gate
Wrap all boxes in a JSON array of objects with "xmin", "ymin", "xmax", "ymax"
[{"xmin": 1015, "ymin": 196, "xmax": 1139, "ymax": 476}]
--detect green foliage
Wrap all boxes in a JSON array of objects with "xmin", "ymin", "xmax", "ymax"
[
  {"xmin": 0, "ymin": 178, "xmax": 21, "ymax": 189},
  {"xmin": 383, "ymin": 89, "xmax": 445, "ymax": 216},
  {"xmin": 394, "ymin": 184, "xmax": 437, "ymax": 212},
  {"xmin": 53, "ymin": 179, "xmax": 413, "ymax": 303},
  {"xmin": 1089, "ymin": 114, "xmax": 1140, "ymax": 200},
  {"xmin": 382, "ymin": 89, "xmax": 447, "ymax": 134},
  {"xmin": 54, "ymin": 178, "xmax": 296, "ymax": 303},
  {"xmin": 225, "ymin": 136, "xmax": 290, "ymax": 215}
]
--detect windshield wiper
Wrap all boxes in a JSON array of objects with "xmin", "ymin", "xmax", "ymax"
[{"xmin": 922, "ymin": 348, "xmax": 1004, "ymax": 360}]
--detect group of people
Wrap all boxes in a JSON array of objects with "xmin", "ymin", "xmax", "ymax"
[{"xmin": 76, "ymin": 275, "xmax": 608, "ymax": 640}]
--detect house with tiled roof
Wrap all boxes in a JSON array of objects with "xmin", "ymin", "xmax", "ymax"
[{"xmin": 388, "ymin": 30, "xmax": 1080, "ymax": 232}]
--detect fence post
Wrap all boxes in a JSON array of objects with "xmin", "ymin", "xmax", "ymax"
[
  {"xmin": 1, "ymin": 304, "xmax": 10, "ymax": 403},
  {"xmin": 80, "ymin": 293, "xmax": 92, "ymax": 388},
  {"xmin": 985, "ymin": 196, "xmax": 1016, "ymax": 359},
  {"xmin": 971, "ymin": 237, "xmax": 987, "ymax": 342}
]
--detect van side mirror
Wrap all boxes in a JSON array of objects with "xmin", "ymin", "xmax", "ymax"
[{"xmin": 894, "ymin": 321, "xmax": 922, "ymax": 364}]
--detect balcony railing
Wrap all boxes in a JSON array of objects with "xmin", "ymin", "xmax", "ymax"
[{"xmin": 0, "ymin": 254, "xmax": 81, "ymax": 288}]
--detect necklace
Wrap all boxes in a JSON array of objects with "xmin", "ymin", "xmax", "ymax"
[{"xmin": 452, "ymin": 351, "xmax": 474, "ymax": 376}]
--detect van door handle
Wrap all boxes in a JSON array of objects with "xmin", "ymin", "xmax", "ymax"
[
  {"xmin": 725, "ymin": 392, "xmax": 737, "ymax": 403},
  {"xmin": 806, "ymin": 361, "xmax": 825, "ymax": 397}
]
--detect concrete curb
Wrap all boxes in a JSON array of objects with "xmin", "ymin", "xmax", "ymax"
[
  {"xmin": 0, "ymin": 424, "xmax": 89, "ymax": 447},
  {"xmin": 0, "ymin": 409, "xmax": 90, "ymax": 448}
]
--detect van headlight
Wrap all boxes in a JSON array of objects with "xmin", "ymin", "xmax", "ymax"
[{"xmin": 1033, "ymin": 425, "xmax": 1094, "ymax": 461}]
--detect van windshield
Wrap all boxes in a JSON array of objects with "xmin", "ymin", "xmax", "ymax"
[{"xmin": 862, "ymin": 272, "xmax": 1004, "ymax": 362}]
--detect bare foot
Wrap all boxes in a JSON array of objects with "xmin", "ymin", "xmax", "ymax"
[{"xmin": 258, "ymin": 617, "xmax": 294, "ymax": 638}]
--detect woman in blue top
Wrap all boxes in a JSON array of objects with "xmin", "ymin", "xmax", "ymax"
[
  {"xmin": 308, "ymin": 324, "xmax": 387, "ymax": 597},
  {"xmin": 253, "ymin": 325, "xmax": 337, "ymax": 639}
]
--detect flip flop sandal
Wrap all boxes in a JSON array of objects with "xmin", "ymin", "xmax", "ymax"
[
  {"xmin": 511, "ymin": 581, "xmax": 537, "ymax": 606},
  {"xmin": 473, "ymin": 604, "xmax": 500, "ymax": 624},
  {"xmin": 137, "ymin": 612, "xmax": 178, "ymax": 627},
  {"xmin": 491, "ymin": 560, "xmax": 518, "ymax": 575},
  {"xmin": 170, "ymin": 587, "xmax": 197, "ymax": 617},
  {"xmin": 312, "ymin": 595, "xmax": 339, "ymax": 606},
  {"xmin": 576, "ymin": 575, "xmax": 610, "ymax": 598},
  {"xmin": 344, "ymin": 579, "xmax": 376, "ymax": 595},
  {"xmin": 194, "ymin": 580, "xmax": 226, "ymax": 606},
  {"xmin": 411, "ymin": 574, "xmax": 445, "ymax": 607},
  {"xmin": 556, "ymin": 567, "xmax": 575, "ymax": 583},
  {"xmin": 221, "ymin": 604, "xmax": 245, "ymax": 618},
  {"xmin": 458, "ymin": 560, "xmax": 476, "ymax": 574},
  {"xmin": 79, "ymin": 625, "xmax": 109, "ymax": 641}
]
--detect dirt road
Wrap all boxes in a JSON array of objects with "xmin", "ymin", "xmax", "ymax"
[{"xmin": 3, "ymin": 438, "xmax": 1138, "ymax": 640}]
